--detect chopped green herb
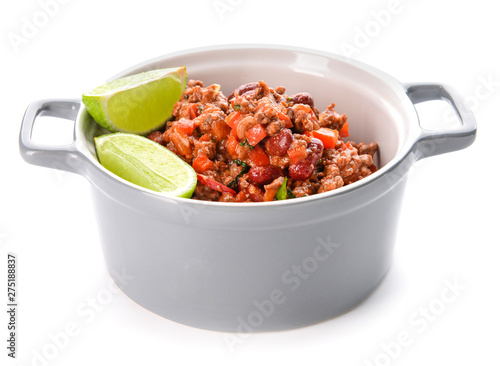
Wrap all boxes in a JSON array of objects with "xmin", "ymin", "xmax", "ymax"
[
  {"xmin": 286, "ymin": 97, "xmax": 293, "ymax": 101},
  {"xmin": 233, "ymin": 159, "xmax": 248, "ymax": 168},
  {"xmin": 287, "ymin": 189, "xmax": 296, "ymax": 199},
  {"xmin": 227, "ymin": 160, "xmax": 250, "ymax": 189},
  {"xmin": 234, "ymin": 104, "xmax": 241, "ymax": 111},
  {"xmin": 209, "ymin": 139, "xmax": 214, "ymax": 143},
  {"xmin": 227, "ymin": 179, "xmax": 238, "ymax": 189},
  {"xmin": 275, "ymin": 177, "xmax": 288, "ymax": 200},
  {"xmin": 184, "ymin": 94, "xmax": 189, "ymax": 100},
  {"xmin": 239, "ymin": 140, "xmax": 254, "ymax": 150}
]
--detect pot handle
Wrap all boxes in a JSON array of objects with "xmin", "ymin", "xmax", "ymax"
[
  {"xmin": 404, "ymin": 83, "xmax": 476, "ymax": 159},
  {"xmin": 19, "ymin": 99, "xmax": 87, "ymax": 174}
]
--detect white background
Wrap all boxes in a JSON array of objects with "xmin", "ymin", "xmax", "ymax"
[{"xmin": 1, "ymin": 0, "xmax": 498, "ymax": 365}]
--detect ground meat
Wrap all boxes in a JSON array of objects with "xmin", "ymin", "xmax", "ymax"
[
  {"xmin": 231, "ymin": 94, "xmax": 256, "ymax": 115},
  {"xmin": 193, "ymin": 182, "xmax": 220, "ymax": 201},
  {"xmin": 325, "ymin": 142, "xmax": 374, "ymax": 185},
  {"xmin": 264, "ymin": 177, "xmax": 284, "ymax": 202},
  {"xmin": 356, "ymin": 142, "xmax": 378, "ymax": 156},
  {"xmin": 291, "ymin": 104, "xmax": 321, "ymax": 132},
  {"xmin": 287, "ymin": 134, "xmax": 310, "ymax": 164},
  {"xmin": 318, "ymin": 164, "xmax": 344, "ymax": 193},
  {"xmin": 274, "ymin": 86, "xmax": 286, "ymax": 94},
  {"xmin": 188, "ymin": 79, "xmax": 204, "ymax": 87},
  {"xmin": 147, "ymin": 131, "xmax": 165, "ymax": 146},
  {"xmin": 237, "ymin": 173, "xmax": 251, "ymax": 191},
  {"xmin": 254, "ymin": 97, "xmax": 282, "ymax": 125},
  {"xmin": 146, "ymin": 79, "xmax": 378, "ymax": 202},
  {"xmin": 247, "ymin": 184, "xmax": 264, "ymax": 202},
  {"xmin": 220, "ymin": 161, "xmax": 244, "ymax": 185},
  {"xmin": 219, "ymin": 191, "xmax": 236, "ymax": 202},
  {"xmin": 319, "ymin": 103, "xmax": 347, "ymax": 131},
  {"xmin": 193, "ymin": 139, "xmax": 216, "ymax": 159},
  {"xmin": 265, "ymin": 120, "xmax": 286, "ymax": 136},
  {"xmin": 341, "ymin": 154, "xmax": 373, "ymax": 184},
  {"xmin": 196, "ymin": 110, "xmax": 226, "ymax": 135},
  {"xmin": 201, "ymin": 84, "xmax": 221, "ymax": 104},
  {"xmin": 292, "ymin": 179, "xmax": 320, "ymax": 198},
  {"xmin": 250, "ymin": 80, "xmax": 272, "ymax": 101},
  {"xmin": 269, "ymin": 155, "xmax": 290, "ymax": 170},
  {"xmin": 213, "ymin": 92, "xmax": 229, "ymax": 113}
]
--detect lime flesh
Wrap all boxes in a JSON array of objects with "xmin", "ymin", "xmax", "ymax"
[
  {"xmin": 83, "ymin": 67, "xmax": 186, "ymax": 135},
  {"xmin": 95, "ymin": 133, "xmax": 197, "ymax": 198}
]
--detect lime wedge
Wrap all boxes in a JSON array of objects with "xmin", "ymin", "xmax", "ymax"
[
  {"xmin": 83, "ymin": 67, "xmax": 186, "ymax": 135},
  {"xmin": 95, "ymin": 133, "xmax": 197, "ymax": 198}
]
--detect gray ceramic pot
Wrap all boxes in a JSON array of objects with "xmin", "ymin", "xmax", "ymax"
[{"xmin": 20, "ymin": 45, "xmax": 476, "ymax": 332}]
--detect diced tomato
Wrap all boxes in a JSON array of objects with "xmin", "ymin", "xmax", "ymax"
[
  {"xmin": 199, "ymin": 133, "xmax": 211, "ymax": 142},
  {"xmin": 295, "ymin": 104, "xmax": 318, "ymax": 123},
  {"xmin": 245, "ymin": 124, "xmax": 267, "ymax": 146},
  {"xmin": 309, "ymin": 128, "xmax": 339, "ymax": 149},
  {"xmin": 249, "ymin": 145, "xmax": 270, "ymax": 166},
  {"xmin": 288, "ymin": 146, "xmax": 308, "ymax": 165},
  {"xmin": 192, "ymin": 153, "xmax": 215, "ymax": 173},
  {"xmin": 170, "ymin": 131, "xmax": 192, "ymax": 157},
  {"xmin": 277, "ymin": 110, "xmax": 293, "ymax": 128},
  {"xmin": 235, "ymin": 190, "xmax": 247, "ymax": 202},
  {"xmin": 339, "ymin": 122, "xmax": 349, "ymax": 138},
  {"xmin": 230, "ymin": 125, "xmax": 240, "ymax": 139},
  {"xmin": 211, "ymin": 120, "xmax": 231, "ymax": 140},
  {"xmin": 188, "ymin": 104, "xmax": 198, "ymax": 119},
  {"xmin": 226, "ymin": 135, "xmax": 239, "ymax": 157},
  {"xmin": 197, "ymin": 174, "xmax": 236, "ymax": 195},
  {"xmin": 174, "ymin": 118, "xmax": 195, "ymax": 136},
  {"xmin": 225, "ymin": 111, "xmax": 242, "ymax": 129},
  {"xmin": 341, "ymin": 141, "xmax": 353, "ymax": 151}
]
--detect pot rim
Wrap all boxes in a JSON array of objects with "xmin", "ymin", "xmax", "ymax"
[
  {"xmin": 20, "ymin": 44, "xmax": 476, "ymax": 208},
  {"xmin": 79, "ymin": 43, "xmax": 419, "ymax": 207}
]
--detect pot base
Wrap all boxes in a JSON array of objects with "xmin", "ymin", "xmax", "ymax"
[{"xmin": 106, "ymin": 261, "xmax": 392, "ymax": 333}]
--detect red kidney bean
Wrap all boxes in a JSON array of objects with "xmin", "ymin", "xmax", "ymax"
[
  {"xmin": 289, "ymin": 138, "xmax": 324, "ymax": 181},
  {"xmin": 264, "ymin": 128, "xmax": 293, "ymax": 156},
  {"xmin": 248, "ymin": 165, "xmax": 284, "ymax": 185},
  {"xmin": 228, "ymin": 82, "xmax": 259, "ymax": 100},
  {"xmin": 291, "ymin": 93, "xmax": 314, "ymax": 108}
]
